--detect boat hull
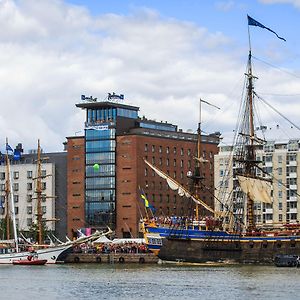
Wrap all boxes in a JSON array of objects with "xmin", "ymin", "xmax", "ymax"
[
  {"xmin": 158, "ymin": 237, "xmax": 300, "ymax": 264},
  {"xmin": 12, "ymin": 259, "xmax": 47, "ymax": 265},
  {"xmin": 0, "ymin": 244, "xmax": 73, "ymax": 264}
]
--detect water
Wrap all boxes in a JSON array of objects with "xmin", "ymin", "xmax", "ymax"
[{"xmin": 0, "ymin": 263, "xmax": 299, "ymax": 300}]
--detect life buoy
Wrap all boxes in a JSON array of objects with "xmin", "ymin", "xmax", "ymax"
[
  {"xmin": 74, "ymin": 256, "xmax": 80, "ymax": 263},
  {"xmin": 96, "ymin": 257, "xmax": 101, "ymax": 263},
  {"xmin": 119, "ymin": 257, "xmax": 125, "ymax": 263},
  {"xmin": 139, "ymin": 257, "xmax": 145, "ymax": 264},
  {"xmin": 27, "ymin": 255, "xmax": 32, "ymax": 261}
]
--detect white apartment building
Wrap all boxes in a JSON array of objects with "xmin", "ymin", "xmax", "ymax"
[
  {"xmin": 0, "ymin": 160, "xmax": 56, "ymax": 232},
  {"xmin": 214, "ymin": 129, "xmax": 300, "ymax": 228}
]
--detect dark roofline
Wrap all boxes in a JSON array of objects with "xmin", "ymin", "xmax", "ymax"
[{"xmin": 76, "ymin": 101, "xmax": 139, "ymax": 111}]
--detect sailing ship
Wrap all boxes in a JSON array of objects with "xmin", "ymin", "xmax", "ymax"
[
  {"xmin": 0, "ymin": 139, "xmax": 111, "ymax": 264},
  {"xmin": 143, "ymin": 16, "xmax": 300, "ymax": 264}
]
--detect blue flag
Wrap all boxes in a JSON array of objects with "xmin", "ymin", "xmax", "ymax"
[
  {"xmin": 6, "ymin": 144, "xmax": 13, "ymax": 152},
  {"xmin": 247, "ymin": 15, "xmax": 286, "ymax": 42},
  {"xmin": 13, "ymin": 149, "xmax": 21, "ymax": 161}
]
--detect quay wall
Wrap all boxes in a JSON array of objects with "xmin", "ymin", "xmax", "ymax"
[{"xmin": 64, "ymin": 253, "xmax": 159, "ymax": 264}]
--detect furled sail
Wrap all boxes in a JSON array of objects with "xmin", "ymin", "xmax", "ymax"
[
  {"xmin": 237, "ymin": 175, "xmax": 272, "ymax": 203},
  {"xmin": 144, "ymin": 159, "xmax": 215, "ymax": 214}
]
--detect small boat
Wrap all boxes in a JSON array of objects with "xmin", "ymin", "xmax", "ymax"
[
  {"xmin": 274, "ymin": 255, "xmax": 300, "ymax": 268},
  {"xmin": 12, "ymin": 256, "xmax": 47, "ymax": 266}
]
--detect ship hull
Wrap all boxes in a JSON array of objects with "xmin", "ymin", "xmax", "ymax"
[
  {"xmin": 0, "ymin": 244, "xmax": 73, "ymax": 264},
  {"xmin": 158, "ymin": 237, "xmax": 300, "ymax": 264}
]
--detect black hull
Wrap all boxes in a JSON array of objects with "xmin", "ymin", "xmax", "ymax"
[{"xmin": 158, "ymin": 237, "xmax": 300, "ymax": 264}]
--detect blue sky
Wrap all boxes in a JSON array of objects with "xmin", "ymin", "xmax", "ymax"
[{"xmin": 1, "ymin": 0, "xmax": 300, "ymax": 151}]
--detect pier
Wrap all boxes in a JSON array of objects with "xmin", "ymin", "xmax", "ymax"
[{"xmin": 64, "ymin": 252, "xmax": 159, "ymax": 264}]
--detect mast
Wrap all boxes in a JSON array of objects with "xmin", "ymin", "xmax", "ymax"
[
  {"xmin": 4, "ymin": 154, "xmax": 10, "ymax": 240},
  {"xmin": 36, "ymin": 139, "xmax": 43, "ymax": 245},
  {"xmin": 5, "ymin": 138, "xmax": 19, "ymax": 251},
  {"xmin": 245, "ymin": 51, "xmax": 256, "ymax": 231}
]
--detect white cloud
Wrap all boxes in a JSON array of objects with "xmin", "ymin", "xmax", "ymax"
[
  {"xmin": 259, "ymin": 0, "xmax": 300, "ymax": 8},
  {"xmin": 0, "ymin": 0, "xmax": 299, "ymax": 153}
]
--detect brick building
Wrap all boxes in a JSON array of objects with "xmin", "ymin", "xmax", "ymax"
[{"xmin": 66, "ymin": 95, "xmax": 220, "ymax": 238}]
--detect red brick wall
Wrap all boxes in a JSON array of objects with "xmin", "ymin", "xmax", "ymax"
[
  {"xmin": 66, "ymin": 136, "xmax": 85, "ymax": 238},
  {"xmin": 115, "ymin": 134, "xmax": 218, "ymax": 237}
]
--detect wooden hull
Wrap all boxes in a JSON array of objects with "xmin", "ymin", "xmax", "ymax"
[{"xmin": 158, "ymin": 237, "xmax": 300, "ymax": 264}]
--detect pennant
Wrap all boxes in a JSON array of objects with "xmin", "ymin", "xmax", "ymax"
[{"xmin": 247, "ymin": 15, "xmax": 286, "ymax": 41}]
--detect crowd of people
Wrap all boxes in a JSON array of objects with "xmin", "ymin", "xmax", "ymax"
[{"xmin": 73, "ymin": 242, "xmax": 149, "ymax": 254}]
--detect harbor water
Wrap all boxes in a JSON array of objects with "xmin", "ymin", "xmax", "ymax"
[{"xmin": 0, "ymin": 263, "xmax": 299, "ymax": 300}]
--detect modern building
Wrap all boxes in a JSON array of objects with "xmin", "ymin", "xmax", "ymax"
[
  {"xmin": 214, "ymin": 127, "xmax": 300, "ymax": 228},
  {"xmin": 0, "ymin": 145, "xmax": 67, "ymax": 240},
  {"xmin": 66, "ymin": 94, "xmax": 220, "ymax": 238}
]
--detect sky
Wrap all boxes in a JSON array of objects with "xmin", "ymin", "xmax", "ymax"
[{"xmin": 1, "ymin": 0, "xmax": 300, "ymax": 152}]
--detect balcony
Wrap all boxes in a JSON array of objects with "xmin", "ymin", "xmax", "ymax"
[
  {"xmin": 288, "ymin": 208, "xmax": 298, "ymax": 214},
  {"xmin": 287, "ymin": 172, "xmax": 297, "ymax": 178},
  {"xmin": 289, "ymin": 184, "xmax": 297, "ymax": 190},
  {"xmin": 287, "ymin": 160, "xmax": 297, "ymax": 166},
  {"xmin": 287, "ymin": 196, "xmax": 297, "ymax": 202},
  {"xmin": 264, "ymin": 208, "xmax": 273, "ymax": 214}
]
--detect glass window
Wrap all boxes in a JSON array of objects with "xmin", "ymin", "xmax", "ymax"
[
  {"xmin": 27, "ymin": 171, "xmax": 32, "ymax": 179},
  {"xmin": 13, "ymin": 172, "xmax": 19, "ymax": 179}
]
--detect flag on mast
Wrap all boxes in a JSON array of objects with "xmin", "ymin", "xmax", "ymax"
[{"xmin": 247, "ymin": 15, "xmax": 286, "ymax": 41}]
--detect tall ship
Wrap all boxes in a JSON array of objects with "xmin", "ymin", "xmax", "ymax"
[
  {"xmin": 143, "ymin": 16, "xmax": 300, "ymax": 264},
  {"xmin": 0, "ymin": 139, "xmax": 110, "ymax": 264}
]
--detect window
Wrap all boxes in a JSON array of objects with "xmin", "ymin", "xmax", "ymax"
[
  {"xmin": 0, "ymin": 184, "xmax": 5, "ymax": 191},
  {"xmin": 166, "ymin": 147, "xmax": 170, "ymax": 154},
  {"xmin": 151, "ymin": 145, "xmax": 155, "ymax": 153},
  {"xmin": 13, "ymin": 172, "xmax": 19, "ymax": 179},
  {"xmin": 166, "ymin": 159, "xmax": 169, "ymax": 167},
  {"xmin": 173, "ymin": 147, "xmax": 177, "ymax": 154},
  {"xmin": 13, "ymin": 195, "xmax": 19, "ymax": 203},
  {"xmin": 27, "ymin": 183, "xmax": 33, "ymax": 190},
  {"xmin": 180, "ymin": 148, "xmax": 184, "ymax": 156},
  {"xmin": 27, "ymin": 206, "xmax": 32, "ymax": 214},
  {"xmin": 42, "ymin": 206, "xmax": 47, "ymax": 214},
  {"xmin": 27, "ymin": 171, "xmax": 33, "ymax": 179},
  {"xmin": 173, "ymin": 159, "xmax": 176, "ymax": 167},
  {"xmin": 159, "ymin": 146, "xmax": 162, "ymax": 153},
  {"xmin": 180, "ymin": 160, "xmax": 183, "ymax": 168},
  {"xmin": 13, "ymin": 183, "xmax": 19, "ymax": 191},
  {"xmin": 0, "ymin": 172, "xmax": 5, "ymax": 180},
  {"xmin": 42, "ymin": 194, "xmax": 46, "ymax": 202},
  {"xmin": 27, "ymin": 218, "xmax": 32, "ymax": 226},
  {"xmin": 41, "ymin": 182, "xmax": 46, "ymax": 190},
  {"xmin": 15, "ymin": 207, "xmax": 19, "ymax": 215},
  {"xmin": 144, "ymin": 144, "xmax": 148, "ymax": 152},
  {"xmin": 41, "ymin": 170, "xmax": 47, "ymax": 177},
  {"xmin": 27, "ymin": 195, "xmax": 32, "ymax": 202}
]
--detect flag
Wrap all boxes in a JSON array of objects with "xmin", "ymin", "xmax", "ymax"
[
  {"xmin": 140, "ymin": 190, "xmax": 156, "ymax": 212},
  {"xmin": 13, "ymin": 149, "xmax": 21, "ymax": 161},
  {"xmin": 141, "ymin": 193, "xmax": 149, "ymax": 208},
  {"xmin": 6, "ymin": 144, "xmax": 13, "ymax": 152},
  {"xmin": 247, "ymin": 15, "xmax": 286, "ymax": 41}
]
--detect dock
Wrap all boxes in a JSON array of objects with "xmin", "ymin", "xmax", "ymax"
[{"xmin": 64, "ymin": 252, "xmax": 159, "ymax": 264}]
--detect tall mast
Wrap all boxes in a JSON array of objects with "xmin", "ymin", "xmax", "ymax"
[
  {"xmin": 246, "ymin": 51, "xmax": 256, "ymax": 231},
  {"xmin": 4, "ymin": 153, "xmax": 10, "ymax": 240},
  {"xmin": 5, "ymin": 138, "xmax": 19, "ymax": 251},
  {"xmin": 36, "ymin": 139, "xmax": 43, "ymax": 245}
]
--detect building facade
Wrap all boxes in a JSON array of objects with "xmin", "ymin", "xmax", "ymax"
[
  {"xmin": 0, "ymin": 148, "xmax": 67, "ymax": 239},
  {"xmin": 67, "ymin": 96, "xmax": 220, "ymax": 238},
  {"xmin": 214, "ymin": 135, "xmax": 300, "ymax": 228}
]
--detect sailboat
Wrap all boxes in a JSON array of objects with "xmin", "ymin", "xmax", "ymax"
[
  {"xmin": 143, "ymin": 16, "xmax": 300, "ymax": 264},
  {"xmin": 0, "ymin": 139, "xmax": 111, "ymax": 264}
]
